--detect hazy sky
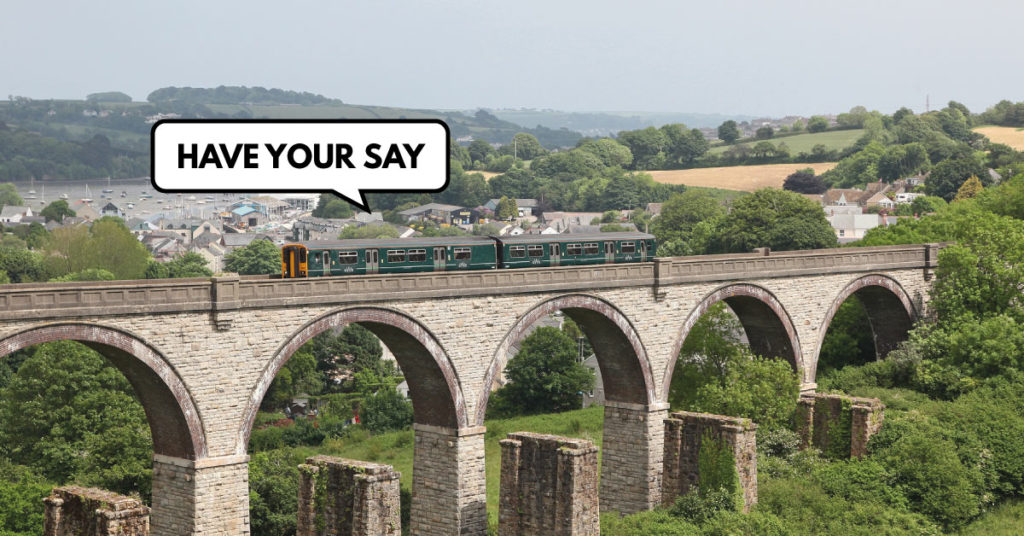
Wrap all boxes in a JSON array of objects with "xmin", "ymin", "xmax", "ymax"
[{"xmin": 3, "ymin": 0, "xmax": 1021, "ymax": 117}]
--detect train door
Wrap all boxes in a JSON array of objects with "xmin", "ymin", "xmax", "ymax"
[
  {"xmin": 550, "ymin": 243, "xmax": 560, "ymax": 266},
  {"xmin": 639, "ymin": 240, "xmax": 648, "ymax": 262},
  {"xmin": 604, "ymin": 242, "xmax": 615, "ymax": 264},
  {"xmin": 366, "ymin": 249, "xmax": 379, "ymax": 274},
  {"xmin": 433, "ymin": 247, "xmax": 447, "ymax": 271}
]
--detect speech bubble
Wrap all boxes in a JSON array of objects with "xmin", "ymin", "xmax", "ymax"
[{"xmin": 151, "ymin": 119, "xmax": 450, "ymax": 212}]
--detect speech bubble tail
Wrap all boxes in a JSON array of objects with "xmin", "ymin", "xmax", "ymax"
[{"xmin": 333, "ymin": 185, "xmax": 371, "ymax": 213}]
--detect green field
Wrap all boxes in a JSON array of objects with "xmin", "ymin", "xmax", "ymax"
[{"xmin": 709, "ymin": 129, "xmax": 864, "ymax": 155}]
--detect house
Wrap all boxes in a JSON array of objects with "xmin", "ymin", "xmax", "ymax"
[
  {"xmin": 397, "ymin": 203, "xmax": 465, "ymax": 225},
  {"xmin": 292, "ymin": 218, "xmax": 348, "ymax": 241},
  {"xmin": 221, "ymin": 233, "xmax": 275, "ymax": 253},
  {"xmin": 484, "ymin": 198, "xmax": 539, "ymax": 218},
  {"xmin": 827, "ymin": 213, "xmax": 882, "ymax": 244},
  {"xmin": 566, "ymin": 223, "xmax": 638, "ymax": 234},
  {"xmin": 0, "ymin": 205, "xmax": 33, "ymax": 223},
  {"xmin": 141, "ymin": 232, "xmax": 187, "ymax": 260},
  {"xmin": 581, "ymin": 354, "xmax": 605, "ymax": 408},
  {"xmin": 540, "ymin": 212, "xmax": 604, "ymax": 233},
  {"xmin": 194, "ymin": 241, "xmax": 226, "ymax": 272},
  {"xmin": 230, "ymin": 205, "xmax": 267, "ymax": 228},
  {"xmin": 69, "ymin": 202, "xmax": 101, "ymax": 221},
  {"xmin": 250, "ymin": 195, "xmax": 290, "ymax": 217},
  {"xmin": 100, "ymin": 202, "xmax": 124, "ymax": 219}
]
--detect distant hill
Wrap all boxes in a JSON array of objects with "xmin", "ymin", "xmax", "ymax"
[{"xmin": 488, "ymin": 109, "xmax": 756, "ymax": 137}]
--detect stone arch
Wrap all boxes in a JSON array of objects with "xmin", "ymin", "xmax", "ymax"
[
  {"xmin": 0, "ymin": 322, "xmax": 206, "ymax": 459},
  {"xmin": 477, "ymin": 293, "xmax": 655, "ymax": 425},
  {"xmin": 663, "ymin": 283, "xmax": 804, "ymax": 397},
  {"xmin": 814, "ymin": 274, "xmax": 918, "ymax": 377},
  {"xmin": 240, "ymin": 307, "xmax": 467, "ymax": 451}
]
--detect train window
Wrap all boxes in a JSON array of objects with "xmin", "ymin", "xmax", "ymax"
[
  {"xmin": 339, "ymin": 251, "xmax": 358, "ymax": 264},
  {"xmin": 510, "ymin": 245, "xmax": 526, "ymax": 258},
  {"xmin": 313, "ymin": 253, "xmax": 321, "ymax": 264},
  {"xmin": 387, "ymin": 250, "xmax": 406, "ymax": 263},
  {"xmin": 528, "ymin": 245, "xmax": 544, "ymax": 257},
  {"xmin": 551, "ymin": 244, "xmax": 560, "ymax": 256},
  {"xmin": 567, "ymin": 244, "xmax": 583, "ymax": 255},
  {"xmin": 454, "ymin": 247, "xmax": 472, "ymax": 260},
  {"xmin": 640, "ymin": 241, "xmax": 647, "ymax": 252},
  {"xmin": 621, "ymin": 242, "xmax": 635, "ymax": 253},
  {"xmin": 408, "ymin": 249, "xmax": 427, "ymax": 262},
  {"xmin": 584, "ymin": 243, "xmax": 599, "ymax": 255}
]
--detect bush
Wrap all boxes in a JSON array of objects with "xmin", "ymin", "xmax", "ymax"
[
  {"xmin": 361, "ymin": 389, "xmax": 414, "ymax": 433},
  {"xmin": 670, "ymin": 489, "xmax": 739, "ymax": 524},
  {"xmin": 756, "ymin": 428, "xmax": 800, "ymax": 459}
]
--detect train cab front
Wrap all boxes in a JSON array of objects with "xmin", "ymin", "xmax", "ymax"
[{"xmin": 281, "ymin": 244, "xmax": 308, "ymax": 278}]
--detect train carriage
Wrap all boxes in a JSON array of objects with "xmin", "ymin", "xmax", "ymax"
[
  {"xmin": 494, "ymin": 232, "xmax": 656, "ymax": 269},
  {"xmin": 282, "ymin": 237, "xmax": 497, "ymax": 278}
]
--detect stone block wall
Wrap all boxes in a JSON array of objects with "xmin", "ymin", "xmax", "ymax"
[
  {"xmin": 796, "ymin": 393, "xmax": 884, "ymax": 458},
  {"xmin": 662, "ymin": 411, "xmax": 757, "ymax": 512},
  {"xmin": 411, "ymin": 424, "xmax": 487, "ymax": 536},
  {"xmin": 297, "ymin": 456, "xmax": 401, "ymax": 536},
  {"xmin": 499, "ymin": 432, "xmax": 599, "ymax": 536},
  {"xmin": 44, "ymin": 486, "xmax": 150, "ymax": 536},
  {"xmin": 151, "ymin": 454, "xmax": 250, "ymax": 536},
  {"xmin": 600, "ymin": 402, "xmax": 668, "ymax": 515}
]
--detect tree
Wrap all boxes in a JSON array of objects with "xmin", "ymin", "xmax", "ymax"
[
  {"xmin": 577, "ymin": 138, "xmax": 633, "ymax": 168},
  {"xmin": 499, "ymin": 133, "xmax": 546, "ymax": 160},
  {"xmin": 40, "ymin": 200, "xmax": 75, "ymax": 223},
  {"xmin": 618, "ymin": 127, "xmax": 668, "ymax": 169},
  {"xmin": 360, "ymin": 389, "xmax": 414, "ymax": 433},
  {"xmin": 783, "ymin": 170, "xmax": 826, "ymax": 194},
  {"xmin": 910, "ymin": 195, "xmax": 946, "ymax": 215},
  {"xmin": 0, "ymin": 183, "xmax": 23, "ymax": 207},
  {"xmin": 668, "ymin": 303, "xmax": 799, "ymax": 429},
  {"xmin": 468, "ymin": 139, "xmax": 495, "ymax": 164},
  {"xmin": 807, "ymin": 116, "xmax": 829, "ymax": 133},
  {"xmin": 488, "ymin": 326, "xmax": 594, "ymax": 417},
  {"xmin": 661, "ymin": 124, "xmax": 710, "ymax": 165},
  {"xmin": 496, "ymin": 196, "xmax": 518, "ymax": 220},
  {"xmin": 223, "ymin": 239, "xmax": 279, "ymax": 275},
  {"xmin": 717, "ymin": 121, "xmax": 741, "ymax": 144},
  {"xmin": 261, "ymin": 348, "xmax": 322, "ymax": 410},
  {"xmin": 0, "ymin": 342, "xmax": 152, "ymax": 496},
  {"xmin": 755, "ymin": 126, "xmax": 774, "ymax": 140},
  {"xmin": 44, "ymin": 219, "xmax": 150, "ymax": 280},
  {"xmin": 926, "ymin": 156, "xmax": 988, "ymax": 201},
  {"xmin": 162, "ymin": 252, "xmax": 213, "ymax": 278},
  {"xmin": 312, "ymin": 193, "xmax": 354, "ymax": 219},
  {"xmin": 706, "ymin": 188, "xmax": 836, "ymax": 253},
  {"xmin": 652, "ymin": 190, "xmax": 726, "ymax": 247},
  {"xmin": 953, "ymin": 175, "xmax": 984, "ymax": 201}
]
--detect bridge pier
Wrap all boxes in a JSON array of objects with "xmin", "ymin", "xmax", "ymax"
[
  {"xmin": 600, "ymin": 401, "xmax": 669, "ymax": 515},
  {"xmin": 151, "ymin": 454, "xmax": 250, "ymax": 536},
  {"xmin": 411, "ymin": 424, "xmax": 487, "ymax": 536}
]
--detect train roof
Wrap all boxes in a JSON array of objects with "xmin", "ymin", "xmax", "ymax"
[
  {"xmin": 493, "ymin": 232, "xmax": 655, "ymax": 244},
  {"xmin": 291, "ymin": 236, "xmax": 495, "ymax": 249}
]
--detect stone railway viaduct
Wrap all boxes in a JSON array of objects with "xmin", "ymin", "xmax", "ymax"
[{"xmin": 0, "ymin": 243, "xmax": 940, "ymax": 536}]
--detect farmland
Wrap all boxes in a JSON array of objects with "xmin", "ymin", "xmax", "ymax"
[
  {"xmin": 975, "ymin": 125, "xmax": 1024, "ymax": 150},
  {"xmin": 709, "ymin": 129, "xmax": 864, "ymax": 155},
  {"xmin": 647, "ymin": 162, "xmax": 838, "ymax": 191}
]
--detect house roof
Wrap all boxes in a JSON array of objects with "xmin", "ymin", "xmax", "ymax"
[
  {"xmin": 232, "ymin": 206, "xmax": 259, "ymax": 216},
  {"xmin": 101, "ymin": 202, "xmax": 120, "ymax": 212},
  {"xmin": 0, "ymin": 205, "xmax": 30, "ymax": 218},
  {"xmin": 397, "ymin": 203, "xmax": 464, "ymax": 215}
]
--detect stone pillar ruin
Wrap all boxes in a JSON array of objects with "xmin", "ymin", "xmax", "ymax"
[
  {"xmin": 599, "ymin": 401, "xmax": 669, "ymax": 515},
  {"xmin": 662, "ymin": 411, "xmax": 758, "ymax": 512},
  {"xmin": 411, "ymin": 424, "xmax": 487, "ymax": 536},
  {"xmin": 44, "ymin": 486, "xmax": 150, "ymax": 536},
  {"xmin": 499, "ymin": 432, "xmax": 599, "ymax": 536},
  {"xmin": 150, "ymin": 454, "xmax": 250, "ymax": 536},
  {"xmin": 296, "ymin": 456, "xmax": 401, "ymax": 536},
  {"xmin": 796, "ymin": 393, "xmax": 884, "ymax": 458}
]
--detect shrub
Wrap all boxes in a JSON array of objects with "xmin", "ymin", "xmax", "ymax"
[{"xmin": 756, "ymin": 428, "xmax": 800, "ymax": 459}]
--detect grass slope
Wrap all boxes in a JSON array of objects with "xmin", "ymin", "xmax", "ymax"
[
  {"xmin": 709, "ymin": 129, "xmax": 864, "ymax": 155},
  {"xmin": 647, "ymin": 162, "xmax": 838, "ymax": 191}
]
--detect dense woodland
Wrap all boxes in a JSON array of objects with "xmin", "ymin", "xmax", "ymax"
[{"xmin": 1, "ymin": 94, "xmax": 1024, "ymax": 534}]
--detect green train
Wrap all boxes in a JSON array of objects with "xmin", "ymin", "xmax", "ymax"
[{"xmin": 280, "ymin": 233, "xmax": 656, "ymax": 278}]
